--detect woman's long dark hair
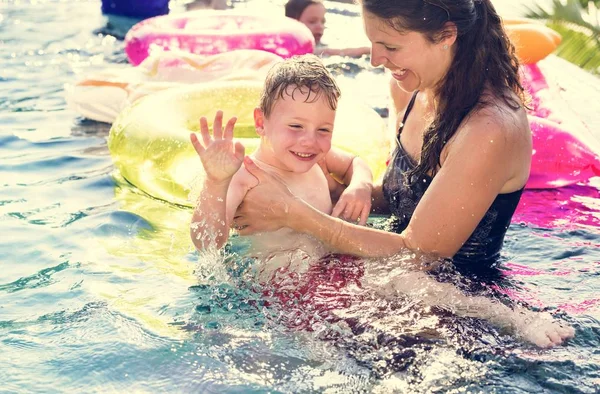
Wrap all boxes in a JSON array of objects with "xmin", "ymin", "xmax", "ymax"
[{"xmin": 361, "ymin": 0, "xmax": 526, "ymax": 181}]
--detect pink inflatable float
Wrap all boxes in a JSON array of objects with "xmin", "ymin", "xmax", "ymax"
[
  {"xmin": 528, "ymin": 116, "xmax": 600, "ymax": 189},
  {"xmin": 514, "ymin": 183, "xmax": 600, "ymax": 229},
  {"xmin": 521, "ymin": 58, "xmax": 600, "ymax": 189},
  {"xmin": 124, "ymin": 10, "xmax": 315, "ymax": 66}
]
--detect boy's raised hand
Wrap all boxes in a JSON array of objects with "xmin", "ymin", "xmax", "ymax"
[{"xmin": 190, "ymin": 110, "xmax": 245, "ymax": 183}]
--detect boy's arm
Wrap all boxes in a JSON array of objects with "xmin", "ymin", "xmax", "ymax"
[
  {"xmin": 189, "ymin": 111, "xmax": 245, "ymax": 251},
  {"xmin": 191, "ymin": 178, "xmax": 231, "ymax": 251},
  {"xmin": 190, "ymin": 170, "xmax": 252, "ymax": 251},
  {"xmin": 323, "ymin": 147, "xmax": 373, "ymax": 224},
  {"xmin": 325, "ymin": 147, "xmax": 373, "ymax": 189}
]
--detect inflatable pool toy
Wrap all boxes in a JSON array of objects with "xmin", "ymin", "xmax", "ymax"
[
  {"xmin": 108, "ymin": 80, "xmax": 390, "ymax": 207},
  {"xmin": 66, "ymin": 50, "xmax": 282, "ymax": 123},
  {"xmin": 519, "ymin": 54, "xmax": 600, "ymax": 189},
  {"xmin": 124, "ymin": 10, "xmax": 315, "ymax": 66},
  {"xmin": 528, "ymin": 115, "xmax": 600, "ymax": 189},
  {"xmin": 507, "ymin": 23, "xmax": 561, "ymax": 65},
  {"xmin": 503, "ymin": 19, "xmax": 562, "ymax": 65},
  {"xmin": 514, "ymin": 183, "xmax": 600, "ymax": 230}
]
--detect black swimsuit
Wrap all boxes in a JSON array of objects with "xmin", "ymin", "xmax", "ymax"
[{"xmin": 382, "ymin": 91, "xmax": 524, "ymax": 268}]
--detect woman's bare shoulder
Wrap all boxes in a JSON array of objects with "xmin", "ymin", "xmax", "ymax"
[
  {"xmin": 456, "ymin": 94, "xmax": 530, "ymax": 147},
  {"xmin": 443, "ymin": 95, "xmax": 532, "ymax": 190}
]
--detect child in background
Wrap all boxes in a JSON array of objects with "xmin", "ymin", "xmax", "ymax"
[
  {"xmin": 190, "ymin": 54, "xmax": 373, "ymax": 274},
  {"xmin": 285, "ymin": 0, "xmax": 370, "ymax": 57}
]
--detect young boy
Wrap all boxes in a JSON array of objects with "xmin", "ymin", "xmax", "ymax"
[{"xmin": 189, "ymin": 54, "xmax": 373, "ymax": 270}]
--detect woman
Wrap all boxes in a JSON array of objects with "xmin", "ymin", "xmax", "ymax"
[
  {"xmin": 236, "ymin": 0, "xmax": 531, "ymax": 268},
  {"xmin": 285, "ymin": 0, "xmax": 370, "ymax": 57},
  {"xmin": 232, "ymin": 0, "xmax": 579, "ymax": 347}
]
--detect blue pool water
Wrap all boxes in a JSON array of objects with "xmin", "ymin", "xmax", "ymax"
[{"xmin": 2, "ymin": 0, "xmax": 600, "ymax": 392}]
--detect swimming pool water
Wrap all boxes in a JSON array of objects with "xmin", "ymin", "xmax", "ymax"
[{"xmin": 1, "ymin": 0, "xmax": 600, "ymax": 392}]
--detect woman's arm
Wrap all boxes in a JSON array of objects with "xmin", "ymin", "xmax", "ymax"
[
  {"xmin": 375, "ymin": 270, "xmax": 574, "ymax": 348},
  {"xmin": 235, "ymin": 106, "xmax": 529, "ymax": 259},
  {"xmin": 236, "ymin": 156, "xmax": 418, "ymax": 257},
  {"xmin": 401, "ymin": 108, "xmax": 531, "ymax": 257},
  {"xmin": 236, "ymin": 115, "xmax": 511, "ymax": 258}
]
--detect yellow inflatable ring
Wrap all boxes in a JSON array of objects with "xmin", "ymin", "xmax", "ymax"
[
  {"xmin": 503, "ymin": 19, "xmax": 562, "ymax": 64},
  {"xmin": 108, "ymin": 80, "xmax": 390, "ymax": 207}
]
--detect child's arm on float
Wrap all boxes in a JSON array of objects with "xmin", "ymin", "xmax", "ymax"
[
  {"xmin": 189, "ymin": 111, "xmax": 246, "ymax": 250},
  {"xmin": 323, "ymin": 147, "xmax": 373, "ymax": 225},
  {"xmin": 317, "ymin": 47, "xmax": 370, "ymax": 58}
]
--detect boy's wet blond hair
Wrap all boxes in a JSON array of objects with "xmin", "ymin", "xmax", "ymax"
[{"xmin": 259, "ymin": 54, "xmax": 341, "ymax": 118}]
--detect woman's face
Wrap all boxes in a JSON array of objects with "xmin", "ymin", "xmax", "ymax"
[
  {"xmin": 362, "ymin": 10, "xmax": 453, "ymax": 93},
  {"xmin": 299, "ymin": 3, "xmax": 326, "ymax": 44}
]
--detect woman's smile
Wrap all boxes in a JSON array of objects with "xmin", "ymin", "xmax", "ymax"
[{"xmin": 391, "ymin": 68, "xmax": 409, "ymax": 81}]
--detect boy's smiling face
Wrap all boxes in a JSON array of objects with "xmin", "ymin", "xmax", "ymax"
[{"xmin": 254, "ymin": 86, "xmax": 335, "ymax": 173}]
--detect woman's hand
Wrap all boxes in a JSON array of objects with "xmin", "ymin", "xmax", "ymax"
[
  {"xmin": 233, "ymin": 157, "xmax": 297, "ymax": 234},
  {"xmin": 190, "ymin": 110, "xmax": 244, "ymax": 183},
  {"xmin": 332, "ymin": 182, "xmax": 372, "ymax": 225}
]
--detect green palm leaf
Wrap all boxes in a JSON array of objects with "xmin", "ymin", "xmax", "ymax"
[{"xmin": 525, "ymin": 0, "xmax": 600, "ymax": 75}]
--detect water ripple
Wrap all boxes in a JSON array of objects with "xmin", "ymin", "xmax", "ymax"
[{"xmin": 0, "ymin": 261, "xmax": 73, "ymax": 293}]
